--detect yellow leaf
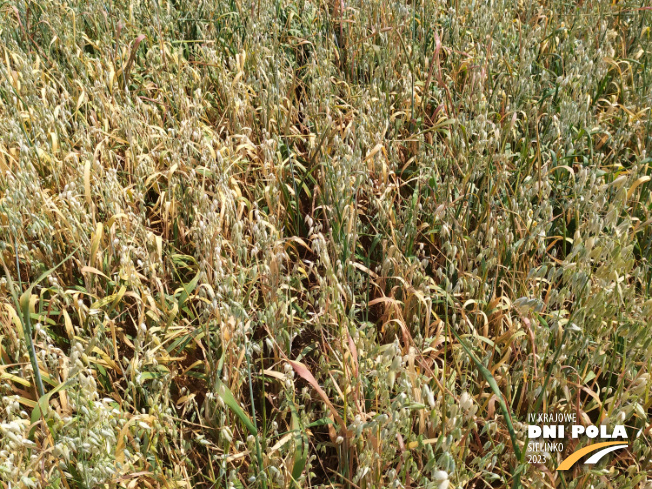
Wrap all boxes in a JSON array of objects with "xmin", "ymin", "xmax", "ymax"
[
  {"xmin": 90, "ymin": 223, "xmax": 103, "ymax": 265},
  {"xmin": 81, "ymin": 266, "xmax": 109, "ymax": 280},
  {"xmin": 62, "ymin": 309, "xmax": 74, "ymax": 339},
  {"xmin": 627, "ymin": 175, "xmax": 650, "ymax": 200},
  {"xmin": 0, "ymin": 372, "xmax": 31, "ymax": 388},
  {"xmin": 5, "ymin": 304, "xmax": 24, "ymax": 337}
]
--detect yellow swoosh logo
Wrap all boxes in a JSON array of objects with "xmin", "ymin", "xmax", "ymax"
[{"xmin": 556, "ymin": 441, "xmax": 626, "ymax": 470}]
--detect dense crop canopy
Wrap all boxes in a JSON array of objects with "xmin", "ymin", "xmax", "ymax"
[{"xmin": 0, "ymin": 0, "xmax": 651, "ymax": 487}]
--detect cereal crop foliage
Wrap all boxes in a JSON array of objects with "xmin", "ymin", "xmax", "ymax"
[{"xmin": 0, "ymin": 0, "xmax": 651, "ymax": 488}]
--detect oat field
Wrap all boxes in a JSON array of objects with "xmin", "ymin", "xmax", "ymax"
[{"xmin": 0, "ymin": 0, "xmax": 651, "ymax": 487}]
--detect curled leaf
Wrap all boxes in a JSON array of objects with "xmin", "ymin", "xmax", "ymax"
[{"xmin": 288, "ymin": 360, "xmax": 344, "ymax": 429}]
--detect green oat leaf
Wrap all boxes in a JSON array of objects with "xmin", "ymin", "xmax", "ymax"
[
  {"xmin": 450, "ymin": 327, "xmax": 522, "ymax": 461},
  {"xmin": 214, "ymin": 378, "xmax": 257, "ymax": 436}
]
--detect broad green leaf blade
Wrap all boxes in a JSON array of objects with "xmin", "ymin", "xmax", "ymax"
[
  {"xmin": 214, "ymin": 378, "xmax": 256, "ymax": 436},
  {"xmin": 450, "ymin": 327, "xmax": 522, "ymax": 461},
  {"xmin": 178, "ymin": 272, "xmax": 200, "ymax": 307},
  {"xmin": 290, "ymin": 404, "xmax": 307, "ymax": 485}
]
